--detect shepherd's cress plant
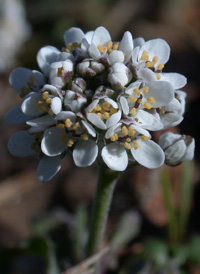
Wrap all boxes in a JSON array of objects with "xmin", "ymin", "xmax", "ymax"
[{"xmin": 6, "ymin": 26, "xmax": 195, "ymax": 182}]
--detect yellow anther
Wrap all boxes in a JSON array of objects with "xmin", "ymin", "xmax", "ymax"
[
  {"xmin": 145, "ymin": 61, "xmax": 153, "ymax": 68},
  {"xmin": 106, "ymin": 41, "xmax": 113, "ymax": 49},
  {"xmin": 131, "ymin": 107, "xmax": 137, "ymax": 115},
  {"xmin": 62, "ymin": 47, "xmax": 70, "ymax": 53},
  {"xmin": 156, "ymin": 73, "xmax": 161, "ymax": 80},
  {"xmin": 29, "ymin": 74, "xmax": 35, "ymax": 82},
  {"xmin": 95, "ymin": 105, "xmax": 102, "ymax": 111},
  {"xmin": 110, "ymin": 108, "xmax": 117, "ymax": 114},
  {"xmin": 143, "ymin": 87, "xmax": 149, "ymax": 94},
  {"xmin": 133, "ymin": 141, "xmax": 139, "ymax": 150},
  {"xmin": 26, "ymin": 81, "xmax": 34, "ymax": 87},
  {"xmin": 104, "ymin": 112, "xmax": 110, "ymax": 119},
  {"xmin": 141, "ymin": 135, "xmax": 148, "ymax": 141},
  {"xmin": 60, "ymin": 134, "xmax": 67, "ymax": 143},
  {"xmin": 57, "ymin": 67, "xmax": 63, "ymax": 77},
  {"xmin": 97, "ymin": 112, "xmax": 102, "ymax": 118},
  {"xmin": 45, "ymin": 98, "xmax": 52, "ymax": 104},
  {"xmin": 56, "ymin": 123, "xmax": 65, "ymax": 129},
  {"xmin": 48, "ymin": 109, "xmax": 54, "ymax": 115},
  {"xmin": 129, "ymin": 96, "xmax": 137, "ymax": 103},
  {"xmin": 126, "ymin": 138, "xmax": 131, "ymax": 142},
  {"xmin": 42, "ymin": 91, "xmax": 49, "ymax": 99},
  {"xmin": 144, "ymin": 103, "xmax": 152, "ymax": 109},
  {"xmin": 113, "ymin": 43, "xmax": 119, "ymax": 50},
  {"xmin": 161, "ymin": 109, "xmax": 166, "ymax": 115},
  {"xmin": 147, "ymin": 97, "xmax": 155, "ymax": 105},
  {"xmin": 157, "ymin": 63, "xmax": 164, "ymax": 70},
  {"xmin": 65, "ymin": 118, "xmax": 72, "ymax": 128},
  {"xmin": 67, "ymin": 42, "xmax": 80, "ymax": 50},
  {"xmin": 20, "ymin": 86, "xmax": 31, "ymax": 94},
  {"xmin": 67, "ymin": 139, "xmax": 74, "ymax": 147},
  {"xmin": 152, "ymin": 56, "xmax": 158, "ymax": 64},
  {"xmin": 72, "ymin": 122, "xmax": 80, "ymax": 130},
  {"xmin": 124, "ymin": 142, "xmax": 132, "ymax": 150},
  {"xmin": 121, "ymin": 126, "xmax": 129, "ymax": 136},
  {"xmin": 98, "ymin": 44, "xmax": 104, "ymax": 52},
  {"xmin": 102, "ymin": 102, "xmax": 110, "ymax": 110},
  {"xmin": 141, "ymin": 50, "xmax": 149, "ymax": 61},
  {"xmin": 138, "ymin": 99, "xmax": 143, "ymax": 104},
  {"xmin": 39, "ymin": 106, "xmax": 46, "ymax": 113},
  {"xmin": 81, "ymin": 134, "xmax": 88, "ymax": 141},
  {"xmin": 129, "ymin": 126, "xmax": 135, "ymax": 136},
  {"xmin": 110, "ymin": 134, "xmax": 118, "ymax": 141},
  {"xmin": 133, "ymin": 88, "xmax": 141, "ymax": 96},
  {"xmin": 36, "ymin": 101, "xmax": 44, "ymax": 106}
]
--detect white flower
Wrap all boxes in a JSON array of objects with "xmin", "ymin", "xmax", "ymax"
[
  {"xmin": 77, "ymin": 59, "xmax": 105, "ymax": 77},
  {"xmin": 159, "ymin": 132, "xmax": 195, "ymax": 166},
  {"xmin": 102, "ymin": 123, "xmax": 165, "ymax": 171},
  {"xmin": 108, "ymin": 62, "xmax": 132, "ymax": 88}
]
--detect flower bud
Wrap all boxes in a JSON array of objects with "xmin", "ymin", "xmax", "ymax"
[
  {"xmin": 70, "ymin": 77, "xmax": 86, "ymax": 93},
  {"xmin": 77, "ymin": 59, "xmax": 104, "ymax": 77},
  {"xmin": 108, "ymin": 62, "xmax": 132, "ymax": 89},
  {"xmin": 159, "ymin": 132, "xmax": 195, "ymax": 166}
]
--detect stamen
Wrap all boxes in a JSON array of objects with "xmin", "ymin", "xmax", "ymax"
[
  {"xmin": 121, "ymin": 126, "xmax": 129, "ymax": 136},
  {"xmin": 133, "ymin": 141, "xmax": 139, "ymax": 150},
  {"xmin": 157, "ymin": 63, "xmax": 164, "ymax": 70},
  {"xmin": 67, "ymin": 139, "xmax": 74, "ymax": 147},
  {"xmin": 124, "ymin": 142, "xmax": 131, "ymax": 150},
  {"xmin": 126, "ymin": 138, "xmax": 131, "ymax": 142},
  {"xmin": 129, "ymin": 96, "xmax": 137, "ymax": 102},
  {"xmin": 102, "ymin": 102, "xmax": 110, "ymax": 110},
  {"xmin": 45, "ymin": 98, "xmax": 52, "ymax": 104},
  {"xmin": 131, "ymin": 107, "xmax": 136, "ymax": 115},
  {"xmin": 141, "ymin": 50, "xmax": 149, "ymax": 61},
  {"xmin": 106, "ymin": 41, "xmax": 113, "ymax": 49},
  {"xmin": 81, "ymin": 134, "xmax": 88, "ymax": 141},
  {"xmin": 57, "ymin": 67, "xmax": 63, "ymax": 77},
  {"xmin": 141, "ymin": 135, "xmax": 148, "ymax": 141},
  {"xmin": 56, "ymin": 123, "xmax": 65, "ymax": 129},
  {"xmin": 104, "ymin": 112, "xmax": 110, "ymax": 119},
  {"xmin": 147, "ymin": 97, "xmax": 155, "ymax": 105},
  {"xmin": 144, "ymin": 103, "xmax": 152, "ymax": 109},
  {"xmin": 129, "ymin": 126, "xmax": 135, "ymax": 136},
  {"xmin": 42, "ymin": 91, "xmax": 49, "ymax": 100},
  {"xmin": 65, "ymin": 118, "xmax": 72, "ymax": 128},
  {"xmin": 156, "ymin": 73, "xmax": 161, "ymax": 80},
  {"xmin": 48, "ymin": 109, "xmax": 54, "ymax": 115},
  {"xmin": 134, "ymin": 88, "xmax": 141, "ymax": 96},
  {"xmin": 98, "ymin": 44, "xmax": 104, "ymax": 52},
  {"xmin": 143, "ymin": 87, "xmax": 149, "ymax": 94},
  {"xmin": 110, "ymin": 108, "xmax": 117, "ymax": 114},
  {"xmin": 97, "ymin": 112, "xmax": 102, "ymax": 118},
  {"xmin": 152, "ymin": 56, "xmax": 158, "ymax": 64},
  {"xmin": 60, "ymin": 134, "xmax": 67, "ymax": 143},
  {"xmin": 72, "ymin": 122, "xmax": 80, "ymax": 131},
  {"xmin": 36, "ymin": 101, "xmax": 44, "ymax": 106},
  {"xmin": 145, "ymin": 61, "xmax": 153, "ymax": 68},
  {"xmin": 110, "ymin": 133, "xmax": 118, "ymax": 141},
  {"xmin": 39, "ymin": 106, "xmax": 46, "ymax": 113},
  {"xmin": 113, "ymin": 43, "xmax": 119, "ymax": 50}
]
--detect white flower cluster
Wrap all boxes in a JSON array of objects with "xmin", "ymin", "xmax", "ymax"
[{"xmin": 6, "ymin": 27, "xmax": 195, "ymax": 182}]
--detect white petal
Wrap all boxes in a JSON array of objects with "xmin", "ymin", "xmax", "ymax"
[
  {"xmin": 108, "ymin": 50, "xmax": 125, "ymax": 65},
  {"xmin": 37, "ymin": 46, "xmax": 60, "ymax": 74},
  {"xmin": 161, "ymin": 113, "xmax": 183, "ymax": 129},
  {"xmin": 131, "ymin": 139, "xmax": 165, "ymax": 168},
  {"xmin": 183, "ymin": 138, "xmax": 195, "ymax": 161},
  {"xmin": 131, "ymin": 125, "xmax": 150, "ymax": 137},
  {"xmin": 134, "ymin": 110, "xmax": 163, "ymax": 130},
  {"xmin": 91, "ymin": 26, "xmax": 111, "ymax": 46},
  {"xmin": 106, "ymin": 110, "xmax": 121, "ymax": 128},
  {"xmin": 120, "ymin": 96, "xmax": 129, "ymax": 115},
  {"xmin": 133, "ymin": 37, "xmax": 145, "ymax": 48},
  {"xmin": 132, "ymin": 47, "xmax": 140, "ymax": 63},
  {"xmin": 8, "ymin": 131, "xmax": 35, "ymax": 157},
  {"xmin": 27, "ymin": 115, "xmax": 55, "ymax": 127},
  {"xmin": 146, "ymin": 81, "xmax": 174, "ymax": 107},
  {"xmin": 105, "ymin": 123, "xmax": 122, "ymax": 139},
  {"xmin": 158, "ymin": 132, "xmax": 181, "ymax": 150},
  {"xmin": 28, "ymin": 125, "xmax": 47, "ymax": 133},
  {"xmin": 88, "ymin": 43, "xmax": 101, "ymax": 59},
  {"xmin": 101, "ymin": 143, "xmax": 128, "ymax": 171},
  {"xmin": 51, "ymin": 97, "xmax": 62, "ymax": 115},
  {"xmin": 104, "ymin": 97, "xmax": 118, "ymax": 109},
  {"xmin": 165, "ymin": 140, "xmax": 186, "ymax": 165},
  {"xmin": 159, "ymin": 73, "xmax": 187, "ymax": 89},
  {"xmin": 137, "ymin": 68, "xmax": 157, "ymax": 82},
  {"xmin": 21, "ymin": 92, "xmax": 41, "ymax": 116},
  {"xmin": 73, "ymin": 139, "xmax": 98, "ymax": 167},
  {"xmin": 63, "ymin": 27, "xmax": 84, "ymax": 46},
  {"xmin": 85, "ymin": 99, "xmax": 99, "ymax": 113},
  {"xmin": 87, "ymin": 113, "xmax": 106, "ymax": 130},
  {"xmin": 5, "ymin": 105, "xmax": 31, "ymax": 124},
  {"xmin": 55, "ymin": 111, "xmax": 76, "ymax": 122},
  {"xmin": 119, "ymin": 31, "xmax": 133, "ymax": 63},
  {"xmin": 81, "ymin": 120, "xmax": 96, "ymax": 137},
  {"xmin": 37, "ymin": 155, "xmax": 62, "ymax": 182},
  {"xmin": 42, "ymin": 84, "xmax": 62, "ymax": 97},
  {"xmin": 9, "ymin": 67, "xmax": 32, "ymax": 93},
  {"xmin": 139, "ymin": 39, "xmax": 170, "ymax": 64},
  {"xmin": 41, "ymin": 127, "xmax": 66, "ymax": 156},
  {"xmin": 85, "ymin": 31, "xmax": 94, "ymax": 43}
]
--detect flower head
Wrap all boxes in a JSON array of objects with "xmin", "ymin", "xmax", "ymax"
[{"xmin": 6, "ymin": 26, "xmax": 194, "ymax": 181}]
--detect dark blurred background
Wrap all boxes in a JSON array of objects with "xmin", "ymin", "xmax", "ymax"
[{"xmin": 0, "ymin": 0, "xmax": 200, "ymax": 273}]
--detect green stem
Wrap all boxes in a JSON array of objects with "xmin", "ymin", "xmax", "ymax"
[
  {"xmin": 179, "ymin": 161, "xmax": 193, "ymax": 241},
  {"xmin": 161, "ymin": 168, "xmax": 179, "ymax": 244},
  {"xmin": 87, "ymin": 165, "xmax": 119, "ymax": 256}
]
